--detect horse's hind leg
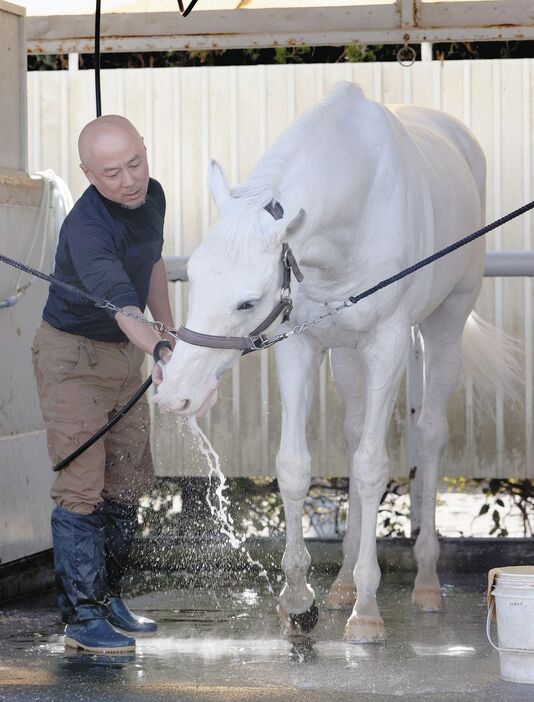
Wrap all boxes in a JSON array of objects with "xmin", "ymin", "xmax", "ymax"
[
  {"xmin": 324, "ymin": 347, "xmax": 365, "ymax": 610},
  {"xmin": 274, "ymin": 331, "xmax": 323, "ymax": 635},
  {"xmin": 412, "ymin": 297, "xmax": 471, "ymax": 611}
]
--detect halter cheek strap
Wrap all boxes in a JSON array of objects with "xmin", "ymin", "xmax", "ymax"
[{"xmin": 173, "ymin": 201, "xmax": 303, "ymax": 354}]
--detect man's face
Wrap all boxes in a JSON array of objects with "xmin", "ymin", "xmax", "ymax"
[{"xmin": 80, "ymin": 129, "xmax": 150, "ymax": 209}]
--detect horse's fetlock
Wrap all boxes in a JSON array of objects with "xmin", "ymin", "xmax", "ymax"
[
  {"xmin": 414, "ymin": 531, "xmax": 440, "ymax": 563},
  {"xmin": 354, "ymin": 559, "xmax": 381, "ymax": 595}
]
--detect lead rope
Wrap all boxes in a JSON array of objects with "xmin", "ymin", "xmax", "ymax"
[{"xmin": 267, "ymin": 197, "xmax": 534, "ymax": 347}]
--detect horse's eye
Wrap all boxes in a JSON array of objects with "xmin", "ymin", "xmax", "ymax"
[{"xmin": 238, "ymin": 301, "xmax": 255, "ymax": 311}]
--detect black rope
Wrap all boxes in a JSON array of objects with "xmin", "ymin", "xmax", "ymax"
[
  {"xmin": 348, "ymin": 199, "xmax": 534, "ymax": 306},
  {"xmin": 95, "ymin": 0, "xmax": 102, "ymax": 117},
  {"xmin": 52, "ymin": 377, "xmax": 153, "ymax": 472},
  {"xmin": 0, "ymin": 252, "xmax": 112, "ymax": 311}
]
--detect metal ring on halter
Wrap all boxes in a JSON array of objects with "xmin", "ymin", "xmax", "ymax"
[{"xmin": 396, "ymin": 43, "xmax": 417, "ymax": 67}]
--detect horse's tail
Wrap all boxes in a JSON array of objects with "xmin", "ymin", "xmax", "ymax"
[{"xmin": 462, "ymin": 311, "xmax": 523, "ymax": 413}]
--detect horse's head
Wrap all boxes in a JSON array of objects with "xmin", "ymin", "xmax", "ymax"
[{"xmin": 155, "ymin": 160, "xmax": 305, "ymax": 415}]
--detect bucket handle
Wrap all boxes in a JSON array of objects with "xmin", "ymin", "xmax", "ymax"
[{"xmin": 486, "ymin": 600, "xmax": 534, "ymax": 654}]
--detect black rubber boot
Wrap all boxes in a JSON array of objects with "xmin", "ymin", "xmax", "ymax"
[
  {"xmin": 51, "ymin": 506, "xmax": 136, "ymax": 653},
  {"xmin": 101, "ymin": 499, "xmax": 157, "ymax": 634}
]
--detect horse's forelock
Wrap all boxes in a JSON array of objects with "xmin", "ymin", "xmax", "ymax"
[{"xmin": 206, "ymin": 198, "xmax": 278, "ymax": 261}]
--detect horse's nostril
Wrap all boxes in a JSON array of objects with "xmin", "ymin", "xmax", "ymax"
[{"xmin": 178, "ymin": 399, "xmax": 190, "ymax": 412}]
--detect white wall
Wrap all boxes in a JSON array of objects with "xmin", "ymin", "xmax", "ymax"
[{"xmin": 26, "ymin": 60, "xmax": 534, "ymax": 479}]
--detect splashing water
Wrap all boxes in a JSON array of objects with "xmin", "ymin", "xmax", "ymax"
[{"xmin": 187, "ymin": 417, "xmax": 274, "ymax": 594}]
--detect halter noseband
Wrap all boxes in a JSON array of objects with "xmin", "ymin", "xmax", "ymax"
[{"xmin": 173, "ymin": 201, "xmax": 303, "ymax": 354}]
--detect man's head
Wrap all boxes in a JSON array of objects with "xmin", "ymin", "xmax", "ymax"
[{"xmin": 78, "ymin": 115, "xmax": 149, "ymax": 209}]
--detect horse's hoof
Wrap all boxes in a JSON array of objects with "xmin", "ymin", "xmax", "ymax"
[
  {"xmin": 411, "ymin": 587, "xmax": 444, "ymax": 612},
  {"xmin": 324, "ymin": 583, "xmax": 357, "ymax": 610},
  {"xmin": 343, "ymin": 615, "xmax": 385, "ymax": 644},
  {"xmin": 277, "ymin": 601, "xmax": 319, "ymax": 635}
]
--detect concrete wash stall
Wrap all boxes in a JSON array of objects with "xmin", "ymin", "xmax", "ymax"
[{"xmin": 0, "ymin": 1, "xmax": 70, "ymax": 569}]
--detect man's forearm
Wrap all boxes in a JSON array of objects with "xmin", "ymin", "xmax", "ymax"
[{"xmin": 115, "ymin": 306, "xmax": 161, "ymax": 356}]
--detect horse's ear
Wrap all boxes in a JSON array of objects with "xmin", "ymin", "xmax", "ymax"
[
  {"xmin": 281, "ymin": 208, "xmax": 306, "ymax": 240},
  {"xmin": 209, "ymin": 159, "xmax": 231, "ymax": 212}
]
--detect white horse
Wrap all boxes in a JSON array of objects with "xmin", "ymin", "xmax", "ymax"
[{"xmin": 156, "ymin": 82, "xmax": 513, "ymax": 642}]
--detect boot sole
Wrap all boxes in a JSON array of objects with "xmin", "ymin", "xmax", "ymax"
[{"xmin": 64, "ymin": 636, "xmax": 136, "ymax": 654}]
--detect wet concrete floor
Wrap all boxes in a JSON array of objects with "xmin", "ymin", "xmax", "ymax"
[{"xmin": 0, "ymin": 573, "xmax": 533, "ymax": 702}]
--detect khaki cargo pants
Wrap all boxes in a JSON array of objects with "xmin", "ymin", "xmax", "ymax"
[{"xmin": 32, "ymin": 321, "xmax": 155, "ymax": 515}]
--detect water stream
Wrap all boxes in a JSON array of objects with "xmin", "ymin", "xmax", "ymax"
[{"xmin": 186, "ymin": 416, "xmax": 274, "ymax": 594}]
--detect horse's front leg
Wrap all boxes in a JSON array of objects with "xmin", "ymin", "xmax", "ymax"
[
  {"xmin": 274, "ymin": 332, "xmax": 323, "ymax": 635},
  {"xmin": 344, "ymin": 320, "xmax": 409, "ymax": 643}
]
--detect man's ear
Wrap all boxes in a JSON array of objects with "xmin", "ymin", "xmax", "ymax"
[
  {"xmin": 209, "ymin": 159, "xmax": 232, "ymax": 213},
  {"xmin": 79, "ymin": 163, "xmax": 95, "ymax": 186}
]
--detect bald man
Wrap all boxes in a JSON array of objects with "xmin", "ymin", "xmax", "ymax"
[{"xmin": 32, "ymin": 115, "xmax": 174, "ymax": 653}]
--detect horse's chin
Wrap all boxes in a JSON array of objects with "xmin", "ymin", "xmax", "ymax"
[{"xmin": 152, "ymin": 389, "xmax": 214, "ymax": 416}]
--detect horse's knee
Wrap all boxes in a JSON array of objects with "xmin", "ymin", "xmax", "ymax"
[
  {"xmin": 276, "ymin": 453, "xmax": 311, "ymax": 501},
  {"xmin": 352, "ymin": 445, "xmax": 388, "ymax": 499}
]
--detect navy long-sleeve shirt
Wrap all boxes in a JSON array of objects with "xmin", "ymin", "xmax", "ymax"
[{"xmin": 43, "ymin": 178, "xmax": 165, "ymax": 342}]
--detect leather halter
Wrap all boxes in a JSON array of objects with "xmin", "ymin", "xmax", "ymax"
[{"xmin": 173, "ymin": 202, "xmax": 303, "ymax": 354}]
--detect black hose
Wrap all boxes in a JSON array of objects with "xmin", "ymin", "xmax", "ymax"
[
  {"xmin": 53, "ymin": 377, "xmax": 153, "ymax": 472},
  {"xmin": 95, "ymin": 0, "xmax": 102, "ymax": 117},
  {"xmin": 177, "ymin": 0, "xmax": 200, "ymax": 18}
]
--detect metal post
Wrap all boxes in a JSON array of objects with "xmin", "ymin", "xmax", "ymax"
[
  {"xmin": 421, "ymin": 42, "xmax": 433, "ymax": 62},
  {"xmin": 68, "ymin": 53, "xmax": 79, "ymax": 72}
]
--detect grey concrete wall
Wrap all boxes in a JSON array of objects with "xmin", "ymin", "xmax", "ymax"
[
  {"xmin": 0, "ymin": 2, "xmax": 26, "ymax": 172},
  {"xmin": 0, "ymin": 173, "xmax": 55, "ymax": 565}
]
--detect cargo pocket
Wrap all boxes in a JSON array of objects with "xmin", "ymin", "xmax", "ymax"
[{"xmin": 37, "ymin": 340, "xmax": 84, "ymax": 384}]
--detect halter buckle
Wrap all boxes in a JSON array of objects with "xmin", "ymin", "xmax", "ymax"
[{"xmin": 250, "ymin": 333, "xmax": 287, "ymax": 350}]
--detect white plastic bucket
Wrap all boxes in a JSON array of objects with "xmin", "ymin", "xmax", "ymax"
[{"xmin": 487, "ymin": 571, "xmax": 534, "ymax": 684}]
